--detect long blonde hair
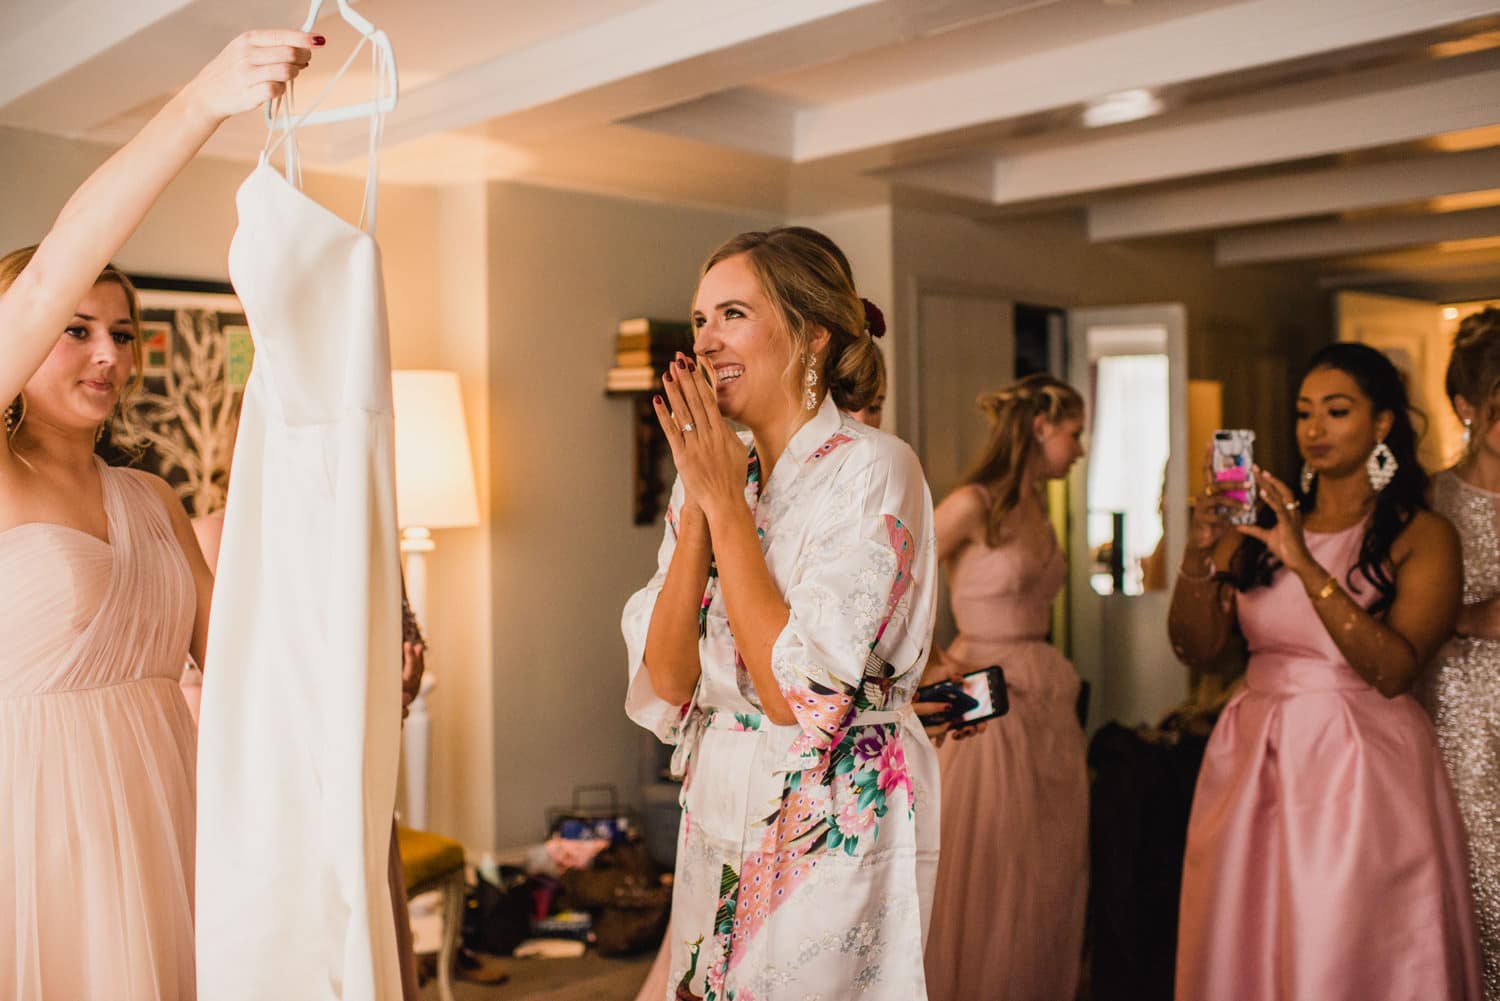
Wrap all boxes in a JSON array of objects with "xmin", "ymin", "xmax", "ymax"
[
  {"xmin": 1, "ymin": 244, "xmax": 144, "ymax": 447},
  {"xmin": 962, "ymin": 373, "xmax": 1084, "ymax": 546},
  {"xmin": 698, "ymin": 228, "xmax": 884, "ymax": 413}
]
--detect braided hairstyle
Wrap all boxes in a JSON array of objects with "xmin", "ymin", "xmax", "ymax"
[
  {"xmin": 1446, "ymin": 306, "xmax": 1500, "ymax": 454},
  {"xmin": 961, "ymin": 373, "xmax": 1084, "ymax": 546},
  {"xmin": 1229, "ymin": 342, "xmax": 1429, "ymax": 616}
]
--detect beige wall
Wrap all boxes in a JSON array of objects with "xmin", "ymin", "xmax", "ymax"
[
  {"xmin": 890, "ymin": 207, "xmax": 1330, "ymax": 475},
  {"xmin": 480, "ymin": 181, "xmax": 775, "ymax": 848}
]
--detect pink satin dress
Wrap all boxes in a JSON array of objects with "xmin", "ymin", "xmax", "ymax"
[
  {"xmin": 1177, "ymin": 522, "xmax": 1481, "ymax": 1001},
  {"xmin": 924, "ymin": 489, "xmax": 1088, "ymax": 1001},
  {"xmin": 0, "ymin": 460, "xmax": 198, "ymax": 1000}
]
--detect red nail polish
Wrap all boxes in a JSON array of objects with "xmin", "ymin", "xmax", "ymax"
[
  {"xmin": 313, "ymin": 35, "xmax": 326, "ymax": 45},
  {"xmin": 653, "ymin": 395, "xmax": 663, "ymax": 405},
  {"xmin": 664, "ymin": 370, "xmax": 673, "ymax": 383}
]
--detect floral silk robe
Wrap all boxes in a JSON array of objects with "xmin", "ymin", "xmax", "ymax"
[{"xmin": 623, "ymin": 397, "xmax": 940, "ymax": 1001}]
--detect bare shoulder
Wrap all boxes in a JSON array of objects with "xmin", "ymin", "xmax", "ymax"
[
  {"xmin": 119, "ymin": 467, "xmax": 190, "ymax": 523},
  {"xmin": 1394, "ymin": 508, "xmax": 1460, "ymax": 567},
  {"xmin": 938, "ymin": 483, "xmax": 988, "ymax": 521}
]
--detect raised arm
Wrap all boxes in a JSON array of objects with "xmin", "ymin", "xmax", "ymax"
[
  {"xmin": 0, "ymin": 32, "xmax": 317, "ymax": 419},
  {"xmin": 640, "ymin": 501, "xmax": 714, "ymax": 706},
  {"xmin": 1168, "ymin": 455, "xmax": 1246, "ymax": 666},
  {"xmin": 1248, "ymin": 470, "xmax": 1460, "ymax": 697}
]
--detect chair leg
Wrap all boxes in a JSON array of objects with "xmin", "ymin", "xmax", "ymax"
[{"xmin": 437, "ymin": 868, "xmax": 465, "ymax": 1001}]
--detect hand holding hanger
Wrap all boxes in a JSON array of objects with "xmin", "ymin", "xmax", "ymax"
[
  {"xmin": 186, "ymin": 31, "xmax": 322, "ymax": 125},
  {"xmin": 265, "ymin": 0, "xmax": 398, "ymax": 129}
]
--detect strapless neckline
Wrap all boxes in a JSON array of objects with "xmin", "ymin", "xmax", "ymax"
[{"xmin": 0, "ymin": 521, "xmax": 112, "ymax": 548}]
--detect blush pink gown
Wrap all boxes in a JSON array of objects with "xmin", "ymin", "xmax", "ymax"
[
  {"xmin": 0, "ymin": 460, "xmax": 198, "ymax": 1000},
  {"xmin": 1177, "ymin": 522, "xmax": 1481, "ymax": 1001},
  {"xmin": 924, "ymin": 489, "xmax": 1088, "ymax": 1001}
]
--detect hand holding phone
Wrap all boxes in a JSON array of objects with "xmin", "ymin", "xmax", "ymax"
[{"xmin": 915, "ymin": 666, "xmax": 1008, "ymax": 728}]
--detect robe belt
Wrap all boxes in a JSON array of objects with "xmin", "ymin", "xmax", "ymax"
[{"xmin": 669, "ymin": 702, "xmax": 912, "ymax": 778}]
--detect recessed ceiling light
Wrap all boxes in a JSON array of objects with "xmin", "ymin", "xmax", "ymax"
[
  {"xmin": 1444, "ymin": 307, "xmax": 1460, "ymax": 320},
  {"xmin": 1081, "ymin": 89, "xmax": 1163, "ymax": 128}
]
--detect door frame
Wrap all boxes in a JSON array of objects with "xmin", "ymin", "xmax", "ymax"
[{"xmin": 1067, "ymin": 303, "xmax": 1188, "ymax": 729}]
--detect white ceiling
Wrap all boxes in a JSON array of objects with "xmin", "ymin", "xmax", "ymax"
[{"xmin": 5, "ymin": 0, "xmax": 1500, "ymax": 300}]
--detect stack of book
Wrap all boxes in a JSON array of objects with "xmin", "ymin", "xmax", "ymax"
[{"xmin": 605, "ymin": 317, "xmax": 694, "ymax": 392}]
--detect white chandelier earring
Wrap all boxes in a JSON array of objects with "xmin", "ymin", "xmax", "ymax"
[
  {"xmin": 1300, "ymin": 464, "xmax": 1315, "ymax": 494},
  {"xmin": 1366, "ymin": 440, "xmax": 1397, "ymax": 491},
  {"xmin": 803, "ymin": 354, "xmax": 818, "ymax": 411}
]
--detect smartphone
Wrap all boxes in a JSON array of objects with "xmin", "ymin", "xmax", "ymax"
[
  {"xmin": 915, "ymin": 666, "xmax": 1009, "ymax": 728},
  {"xmin": 1211, "ymin": 429, "xmax": 1257, "ymax": 526}
]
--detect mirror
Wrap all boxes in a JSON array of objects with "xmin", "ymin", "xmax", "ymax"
[{"xmin": 1084, "ymin": 326, "xmax": 1171, "ymax": 596}]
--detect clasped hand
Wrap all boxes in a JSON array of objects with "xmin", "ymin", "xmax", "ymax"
[{"xmin": 653, "ymin": 353, "xmax": 748, "ymax": 521}]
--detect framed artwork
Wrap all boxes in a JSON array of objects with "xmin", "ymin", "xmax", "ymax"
[{"xmin": 100, "ymin": 275, "xmax": 254, "ymax": 517}]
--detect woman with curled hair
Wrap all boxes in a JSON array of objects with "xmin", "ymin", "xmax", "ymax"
[
  {"xmin": 1421, "ymin": 305, "xmax": 1500, "ymax": 998},
  {"xmin": 1170, "ymin": 342, "xmax": 1480, "ymax": 1000},
  {"xmin": 622, "ymin": 227, "xmax": 939, "ymax": 999},
  {"xmin": 921, "ymin": 374, "xmax": 1089, "ymax": 1001},
  {"xmin": 0, "ymin": 31, "xmax": 317, "ymax": 1000}
]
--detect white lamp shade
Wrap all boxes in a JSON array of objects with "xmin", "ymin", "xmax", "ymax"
[{"xmin": 392, "ymin": 369, "xmax": 481, "ymax": 529}]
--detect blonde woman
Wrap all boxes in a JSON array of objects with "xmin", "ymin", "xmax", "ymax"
[
  {"xmin": 922, "ymin": 374, "xmax": 1089, "ymax": 1001},
  {"xmin": 623, "ymin": 227, "xmax": 939, "ymax": 998},
  {"xmin": 0, "ymin": 32, "xmax": 316, "ymax": 1000}
]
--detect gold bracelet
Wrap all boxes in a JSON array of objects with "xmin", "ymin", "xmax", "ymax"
[{"xmin": 1313, "ymin": 575, "xmax": 1339, "ymax": 602}]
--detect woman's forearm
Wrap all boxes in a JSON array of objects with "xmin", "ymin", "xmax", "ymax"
[
  {"xmin": 1457, "ymin": 596, "xmax": 1500, "ymax": 641},
  {"xmin": 1293, "ymin": 565, "xmax": 1421, "ymax": 697},
  {"xmin": 642, "ymin": 513, "xmax": 713, "ymax": 705},
  {"xmin": 704, "ymin": 503, "xmax": 795, "ymax": 726},
  {"xmin": 1168, "ymin": 548, "xmax": 1235, "ymax": 665}
]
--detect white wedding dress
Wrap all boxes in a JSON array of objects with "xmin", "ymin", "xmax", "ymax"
[{"xmin": 196, "ymin": 41, "xmax": 405, "ymax": 1001}]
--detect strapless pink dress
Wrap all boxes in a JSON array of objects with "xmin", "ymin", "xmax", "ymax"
[
  {"xmin": 0, "ymin": 460, "xmax": 197, "ymax": 1000},
  {"xmin": 1177, "ymin": 522, "xmax": 1481, "ymax": 1000},
  {"xmin": 924, "ymin": 491, "xmax": 1088, "ymax": 1001}
]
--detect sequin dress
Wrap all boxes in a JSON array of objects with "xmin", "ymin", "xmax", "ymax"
[{"xmin": 1421, "ymin": 470, "xmax": 1500, "ymax": 1000}]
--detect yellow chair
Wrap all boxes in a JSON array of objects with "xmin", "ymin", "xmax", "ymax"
[{"xmin": 397, "ymin": 826, "xmax": 466, "ymax": 1001}]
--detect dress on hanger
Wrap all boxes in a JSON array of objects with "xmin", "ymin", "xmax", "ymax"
[
  {"xmin": 923, "ymin": 486, "xmax": 1088, "ymax": 1001},
  {"xmin": 1177, "ymin": 521, "xmax": 1480, "ymax": 1001},
  {"xmin": 195, "ymin": 45, "xmax": 405, "ymax": 1001},
  {"xmin": 1421, "ymin": 470, "xmax": 1500, "ymax": 1000},
  {"xmin": 0, "ymin": 461, "xmax": 197, "ymax": 1000}
]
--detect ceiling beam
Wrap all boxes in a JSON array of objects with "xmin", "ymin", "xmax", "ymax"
[
  {"xmin": 366, "ymin": 0, "xmax": 889, "ymax": 158},
  {"xmin": 1088, "ymin": 145, "xmax": 1500, "ymax": 242},
  {"xmin": 0, "ymin": 0, "xmax": 296, "ymax": 133},
  {"xmin": 886, "ymin": 47, "xmax": 1500, "ymax": 207},
  {"xmin": 794, "ymin": 0, "xmax": 1500, "ymax": 163},
  {"xmin": 1216, "ymin": 205, "xmax": 1500, "ymax": 265},
  {"xmin": 0, "ymin": 0, "xmax": 195, "ymax": 110}
]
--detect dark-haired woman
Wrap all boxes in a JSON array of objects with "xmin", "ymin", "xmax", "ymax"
[
  {"xmin": 1421, "ymin": 306, "xmax": 1500, "ymax": 999},
  {"xmin": 1169, "ymin": 343, "xmax": 1480, "ymax": 1000},
  {"xmin": 922, "ymin": 374, "xmax": 1089, "ymax": 1001},
  {"xmin": 622, "ymin": 227, "xmax": 938, "ymax": 999}
]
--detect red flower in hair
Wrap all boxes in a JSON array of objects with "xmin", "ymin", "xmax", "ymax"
[{"xmin": 861, "ymin": 298, "xmax": 886, "ymax": 338}]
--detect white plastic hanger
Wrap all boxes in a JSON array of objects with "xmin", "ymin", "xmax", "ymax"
[{"xmin": 264, "ymin": 0, "xmax": 398, "ymax": 129}]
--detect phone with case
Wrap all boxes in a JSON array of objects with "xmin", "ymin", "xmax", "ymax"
[
  {"xmin": 915, "ymin": 665, "xmax": 1008, "ymax": 728},
  {"xmin": 1211, "ymin": 429, "xmax": 1257, "ymax": 525}
]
